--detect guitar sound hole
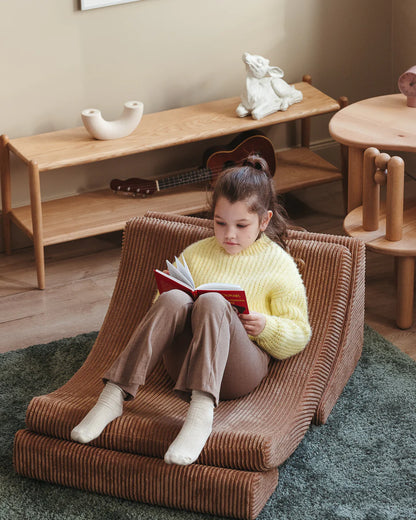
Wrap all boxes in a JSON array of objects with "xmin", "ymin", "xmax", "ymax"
[{"xmin": 223, "ymin": 160, "xmax": 236, "ymax": 169}]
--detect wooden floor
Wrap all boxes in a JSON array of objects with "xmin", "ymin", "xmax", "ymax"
[{"xmin": 1, "ymin": 180, "xmax": 415, "ymax": 360}]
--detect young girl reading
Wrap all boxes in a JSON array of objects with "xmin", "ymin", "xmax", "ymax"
[{"xmin": 71, "ymin": 154, "xmax": 312, "ymax": 465}]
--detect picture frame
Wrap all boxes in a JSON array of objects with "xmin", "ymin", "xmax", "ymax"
[{"xmin": 80, "ymin": 0, "xmax": 141, "ymax": 10}]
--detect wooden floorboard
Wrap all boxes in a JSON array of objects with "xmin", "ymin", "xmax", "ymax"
[{"xmin": 1, "ymin": 180, "xmax": 415, "ymax": 360}]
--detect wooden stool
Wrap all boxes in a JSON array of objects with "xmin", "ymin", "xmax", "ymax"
[{"xmin": 344, "ymin": 147, "xmax": 416, "ymax": 329}]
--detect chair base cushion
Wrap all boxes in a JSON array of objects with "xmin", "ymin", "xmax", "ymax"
[{"xmin": 14, "ymin": 429, "xmax": 279, "ymax": 520}]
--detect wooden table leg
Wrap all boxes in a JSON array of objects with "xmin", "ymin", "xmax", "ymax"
[
  {"xmin": 0, "ymin": 135, "xmax": 12, "ymax": 255},
  {"xmin": 28, "ymin": 161, "xmax": 45, "ymax": 289},
  {"xmin": 347, "ymin": 147, "xmax": 364, "ymax": 213},
  {"xmin": 396, "ymin": 256, "xmax": 415, "ymax": 329}
]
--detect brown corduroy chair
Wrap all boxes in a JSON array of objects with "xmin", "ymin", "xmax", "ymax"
[{"xmin": 14, "ymin": 212, "xmax": 365, "ymax": 520}]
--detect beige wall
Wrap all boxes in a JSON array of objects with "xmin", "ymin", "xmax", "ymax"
[
  {"xmin": 393, "ymin": 0, "xmax": 416, "ymax": 83},
  {"xmin": 392, "ymin": 0, "xmax": 416, "ymax": 171},
  {"xmin": 0, "ymin": 0, "xmax": 403, "ymax": 248}
]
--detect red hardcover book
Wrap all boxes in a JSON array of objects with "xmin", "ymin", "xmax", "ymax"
[{"xmin": 153, "ymin": 256, "xmax": 249, "ymax": 314}]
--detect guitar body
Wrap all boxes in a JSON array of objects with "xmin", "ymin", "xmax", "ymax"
[
  {"xmin": 110, "ymin": 133, "xmax": 276, "ymax": 197},
  {"xmin": 205, "ymin": 133, "xmax": 276, "ymax": 182}
]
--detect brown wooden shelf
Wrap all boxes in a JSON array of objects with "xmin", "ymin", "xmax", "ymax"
[
  {"xmin": 9, "ymin": 146, "xmax": 342, "ymax": 247},
  {"xmin": 1, "ymin": 80, "xmax": 343, "ymax": 288},
  {"xmin": 8, "ymin": 82, "xmax": 339, "ymax": 172},
  {"xmin": 10, "ymin": 185, "xmax": 210, "ymax": 246}
]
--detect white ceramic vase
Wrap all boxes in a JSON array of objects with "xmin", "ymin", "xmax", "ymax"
[{"xmin": 81, "ymin": 100, "xmax": 144, "ymax": 140}]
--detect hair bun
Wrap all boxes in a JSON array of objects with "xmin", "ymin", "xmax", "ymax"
[{"xmin": 243, "ymin": 154, "xmax": 271, "ymax": 176}]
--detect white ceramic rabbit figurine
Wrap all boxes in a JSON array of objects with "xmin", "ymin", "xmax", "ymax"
[{"xmin": 236, "ymin": 53, "xmax": 302, "ymax": 120}]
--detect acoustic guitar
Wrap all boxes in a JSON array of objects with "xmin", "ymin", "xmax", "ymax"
[{"xmin": 110, "ymin": 133, "xmax": 276, "ymax": 197}]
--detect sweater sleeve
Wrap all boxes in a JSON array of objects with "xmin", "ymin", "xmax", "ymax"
[{"xmin": 253, "ymin": 285, "xmax": 312, "ymax": 360}]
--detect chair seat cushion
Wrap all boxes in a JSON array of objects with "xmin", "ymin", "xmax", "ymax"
[{"xmin": 24, "ymin": 238, "xmax": 353, "ymax": 472}]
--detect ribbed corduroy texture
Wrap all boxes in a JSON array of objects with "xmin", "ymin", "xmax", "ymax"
[
  {"xmin": 14, "ymin": 213, "xmax": 365, "ymax": 520},
  {"xmin": 14, "ymin": 429, "xmax": 279, "ymax": 520}
]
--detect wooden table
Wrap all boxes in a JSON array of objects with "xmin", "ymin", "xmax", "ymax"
[
  {"xmin": 1, "ymin": 80, "xmax": 342, "ymax": 289},
  {"xmin": 329, "ymin": 93, "xmax": 416, "ymax": 212}
]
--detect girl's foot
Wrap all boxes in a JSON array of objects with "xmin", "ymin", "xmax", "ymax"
[
  {"xmin": 164, "ymin": 390, "xmax": 214, "ymax": 465},
  {"xmin": 71, "ymin": 382, "xmax": 125, "ymax": 443}
]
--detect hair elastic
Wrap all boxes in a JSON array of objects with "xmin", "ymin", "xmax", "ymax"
[{"xmin": 243, "ymin": 157, "xmax": 267, "ymax": 173}]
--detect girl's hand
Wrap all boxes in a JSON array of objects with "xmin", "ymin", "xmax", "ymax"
[{"xmin": 239, "ymin": 312, "xmax": 266, "ymax": 336}]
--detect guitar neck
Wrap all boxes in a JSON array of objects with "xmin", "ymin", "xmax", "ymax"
[
  {"xmin": 157, "ymin": 167, "xmax": 212, "ymax": 191},
  {"xmin": 110, "ymin": 134, "xmax": 275, "ymax": 197}
]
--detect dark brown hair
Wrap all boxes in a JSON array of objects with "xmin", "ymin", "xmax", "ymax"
[{"xmin": 209, "ymin": 154, "xmax": 289, "ymax": 249}]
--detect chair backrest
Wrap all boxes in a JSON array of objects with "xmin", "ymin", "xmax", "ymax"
[{"xmin": 362, "ymin": 147, "xmax": 405, "ymax": 241}]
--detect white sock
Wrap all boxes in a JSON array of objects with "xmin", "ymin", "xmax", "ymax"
[
  {"xmin": 164, "ymin": 390, "xmax": 214, "ymax": 465},
  {"xmin": 71, "ymin": 382, "xmax": 125, "ymax": 443}
]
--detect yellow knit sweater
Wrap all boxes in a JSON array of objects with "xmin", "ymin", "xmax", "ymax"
[{"xmin": 180, "ymin": 234, "xmax": 311, "ymax": 360}]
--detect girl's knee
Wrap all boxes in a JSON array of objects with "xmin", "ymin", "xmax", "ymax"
[
  {"xmin": 193, "ymin": 292, "xmax": 230, "ymax": 313},
  {"xmin": 157, "ymin": 290, "xmax": 193, "ymax": 310}
]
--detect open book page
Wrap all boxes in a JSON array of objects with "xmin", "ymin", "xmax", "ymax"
[
  {"xmin": 153, "ymin": 268, "xmax": 194, "ymax": 295},
  {"xmin": 153, "ymin": 256, "xmax": 249, "ymax": 313},
  {"xmin": 197, "ymin": 282, "xmax": 244, "ymax": 290},
  {"xmin": 166, "ymin": 256, "xmax": 195, "ymax": 289}
]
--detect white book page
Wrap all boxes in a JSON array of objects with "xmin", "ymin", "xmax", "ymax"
[
  {"xmin": 166, "ymin": 256, "xmax": 195, "ymax": 289},
  {"xmin": 175, "ymin": 256, "xmax": 193, "ymax": 281},
  {"xmin": 197, "ymin": 282, "xmax": 243, "ymax": 291}
]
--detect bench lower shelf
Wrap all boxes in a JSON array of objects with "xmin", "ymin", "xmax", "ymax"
[
  {"xmin": 275, "ymin": 147, "xmax": 343, "ymax": 193},
  {"xmin": 10, "ymin": 184, "xmax": 210, "ymax": 246},
  {"xmin": 10, "ymin": 148, "xmax": 343, "ymax": 247}
]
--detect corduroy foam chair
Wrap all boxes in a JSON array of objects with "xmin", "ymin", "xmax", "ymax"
[{"xmin": 14, "ymin": 212, "xmax": 365, "ymax": 519}]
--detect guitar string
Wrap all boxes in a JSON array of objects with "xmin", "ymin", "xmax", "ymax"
[
  {"xmin": 157, "ymin": 140, "xmax": 275, "ymax": 190},
  {"xmin": 156, "ymin": 155, "xmax": 266, "ymax": 190},
  {"xmin": 115, "ymin": 164, "xmax": 229, "ymax": 192},
  {"xmin": 158, "ymin": 167, "xmax": 213, "ymax": 190},
  {"xmin": 115, "ymin": 139, "xmax": 274, "ymax": 192}
]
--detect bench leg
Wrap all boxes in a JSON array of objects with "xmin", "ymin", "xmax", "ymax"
[
  {"xmin": 28, "ymin": 161, "xmax": 45, "ymax": 290},
  {"xmin": 1, "ymin": 135, "xmax": 12, "ymax": 254}
]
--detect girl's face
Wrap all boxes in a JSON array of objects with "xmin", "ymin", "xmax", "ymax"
[{"xmin": 213, "ymin": 196, "xmax": 272, "ymax": 255}]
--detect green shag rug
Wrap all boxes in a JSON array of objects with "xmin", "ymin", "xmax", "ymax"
[{"xmin": 0, "ymin": 326, "xmax": 415, "ymax": 520}]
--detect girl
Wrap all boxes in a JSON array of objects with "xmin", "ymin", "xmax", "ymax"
[{"xmin": 71, "ymin": 155, "xmax": 311, "ymax": 465}]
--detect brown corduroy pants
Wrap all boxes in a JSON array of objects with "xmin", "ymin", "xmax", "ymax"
[{"xmin": 104, "ymin": 290, "xmax": 270, "ymax": 406}]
